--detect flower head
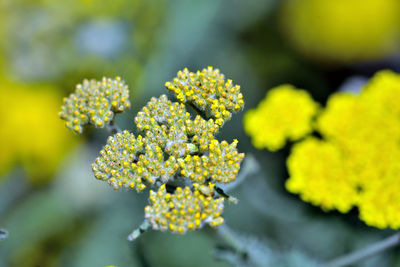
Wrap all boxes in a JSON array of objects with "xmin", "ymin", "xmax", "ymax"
[
  {"xmin": 92, "ymin": 130, "xmax": 147, "ymax": 191},
  {"xmin": 134, "ymin": 95, "xmax": 191, "ymax": 157},
  {"xmin": 286, "ymin": 137, "xmax": 357, "ymax": 213},
  {"xmin": 64, "ymin": 67, "xmax": 245, "ymax": 236},
  {"xmin": 59, "ymin": 76, "xmax": 130, "ymax": 133},
  {"xmin": 186, "ymin": 115, "xmax": 220, "ymax": 152},
  {"xmin": 244, "ymin": 85, "xmax": 318, "ymax": 151},
  {"xmin": 145, "ymin": 184, "xmax": 224, "ymax": 234},
  {"xmin": 165, "ymin": 67, "xmax": 244, "ymax": 126},
  {"xmin": 92, "ymin": 130, "xmax": 179, "ymax": 191},
  {"xmin": 179, "ymin": 139, "xmax": 244, "ymax": 184}
]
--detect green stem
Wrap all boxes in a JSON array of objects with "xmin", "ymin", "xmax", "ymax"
[
  {"xmin": 127, "ymin": 221, "xmax": 151, "ymax": 241},
  {"xmin": 106, "ymin": 120, "xmax": 122, "ymax": 134},
  {"xmin": 324, "ymin": 232, "xmax": 400, "ymax": 267},
  {"xmin": 215, "ymin": 224, "xmax": 245, "ymax": 254}
]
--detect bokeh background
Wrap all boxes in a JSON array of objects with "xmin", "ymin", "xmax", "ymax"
[{"xmin": 1, "ymin": 0, "xmax": 400, "ymax": 266}]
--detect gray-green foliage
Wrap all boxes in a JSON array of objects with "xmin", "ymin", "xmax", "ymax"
[{"xmin": 0, "ymin": 228, "xmax": 8, "ymax": 241}]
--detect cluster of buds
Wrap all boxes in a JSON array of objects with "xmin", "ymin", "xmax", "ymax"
[
  {"xmin": 91, "ymin": 130, "xmax": 180, "ymax": 191},
  {"xmin": 165, "ymin": 66, "xmax": 244, "ymax": 126},
  {"xmin": 61, "ymin": 67, "xmax": 245, "ymax": 237},
  {"xmin": 145, "ymin": 183, "xmax": 224, "ymax": 234},
  {"xmin": 179, "ymin": 140, "xmax": 244, "ymax": 184},
  {"xmin": 59, "ymin": 77, "xmax": 130, "ymax": 133},
  {"xmin": 134, "ymin": 95, "xmax": 192, "ymax": 157}
]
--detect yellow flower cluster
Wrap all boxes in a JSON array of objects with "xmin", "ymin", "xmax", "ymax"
[
  {"xmin": 179, "ymin": 140, "xmax": 244, "ymax": 184},
  {"xmin": 165, "ymin": 67, "xmax": 244, "ymax": 126},
  {"xmin": 286, "ymin": 137, "xmax": 358, "ymax": 213},
  {"xmin": 0, "ymin": 79, "xmax": 75, "ymax": 184},
  {"xmin": 256, "ymin": 70, "xmax": 400, "ymax": 229},
  {"xmin": 145, "ymin": 183, "xmax": 224, "ymax": 234},
  {"xmin": 186, "ymin": 115, "xmax": 219, "ymax": 152},
  {"xmin": 93, "ymin": 88, "xmax": 244, "ymax": 195},
  {"xmin": 59, "ymin": 77, "xmax": 130, "ymax": 133},
  {"xmin": 92, "ymin": 131, "xmax": 180, "ymax": 191},
  {"xmin": 312, "ymin": 70, "xmax": 400, "ymax": 229},
  {"xmin": 63, "ymin": 67, "xmax": 245, "ymax": 235},
  {"xmin": 134, "ymin": 95, "xmax": 193, "ymax": 157},
  {"xmin": 92, "ymin": 130, "xmax": 179, "ymax": 191},
  {"xmin": 280, "ymin": 0, "xmax": 400, "ymax": 63},
  {"xmin": 243, "ymin": 85, "xmax": 319, "ymax": 151}
]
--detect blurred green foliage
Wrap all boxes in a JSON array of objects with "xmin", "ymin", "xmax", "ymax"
[{"xmin": 1, "ymin": 0, "xmax": 400, "ymax": 266}]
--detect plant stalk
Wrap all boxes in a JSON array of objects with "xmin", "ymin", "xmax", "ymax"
[
  {"xmin": 106, "ymin": 120, "xmax": 122, "ymax": 134},
  {"xmin": 324, "ymin": 232, "xmax": 400, "ymax": 267},
  {"xmin": 215, "ymin": 224, "xmax": 246, "ymax": 255}
]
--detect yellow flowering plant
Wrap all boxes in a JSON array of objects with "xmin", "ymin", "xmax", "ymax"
[
  {"xmin": 60, "ymin": 67, "xmax": 245, "ymax": 238},
  {"xmin": 244, "ymin": 70, "xmax": 400, "ymax": 230}
]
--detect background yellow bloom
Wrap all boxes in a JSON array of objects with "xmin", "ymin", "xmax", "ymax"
[
  {"xmin": 288, "ymin": 70, "xmax": 400, "ymax": 229},
  {"xmin": 243, "ymin": 84, "xmax": 318, "ymax": 151},
  {"xmin": 286, "ymin": 137, "xmax": 357, "ymax": 213},
  {"xmin": 280, "ymin": 0, "xmax": 400, "ymax": 63},
  {"xmin": 246, "ymin": 70, "xmax": 400, "ymax": 229},
  {"xmin": 0, "ymin": 78, "xmax": 76, "ymax": 184}
]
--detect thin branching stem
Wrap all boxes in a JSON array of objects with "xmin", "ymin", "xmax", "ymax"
[
  {"xmin": 215, "ymin": 224, "xmax": 246, "ymax": 255},
  {"xmin": 210, "ymin": 155, "xmax": 261, "ymax": 264},
  {"xmin": 127, "ymin": 221, "xmax": 151, "ymax": 241},
  {"xmin": 324, "ymin": 232, "xmax": 400, "ymax": 267},
  {"xmin": 106, "ymin": 120, "xmax": 122, "ymax": 134}
]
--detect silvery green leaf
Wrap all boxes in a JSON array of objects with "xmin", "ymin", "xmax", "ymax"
[{"xmin": 0, "ymin": 228, "xmax": 8, "ymax": 241}]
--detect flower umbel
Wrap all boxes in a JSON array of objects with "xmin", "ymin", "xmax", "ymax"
[
  {"xmin": 179, "ymin": 139, "xmax": 244, "ymax": 184},
  {"xmin": 61, "ymin": 67, "xmax": 245, "ymax": 237},
  {"xmin": 59, "ymin": 76, "xmax": 130, "ymax": 133},
  {"xmin": 165, "ymin": 66, "xmax": 244, "ymax": 126},
  {"xmin": 145, "ymin": 184, "xmax": 224, "ymax": 234}
]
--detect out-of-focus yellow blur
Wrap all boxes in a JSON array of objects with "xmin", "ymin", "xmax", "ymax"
[
  {"xmin": 280, "ymin": 0, "xmax": 400, "ymax": 63},
  {"xmin": 0, "ymin": 71, "xmax": 76, "ymax": 184}
]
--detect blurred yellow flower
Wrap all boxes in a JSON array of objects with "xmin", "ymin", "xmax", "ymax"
[
  {"xmin": 286, "ymin": 70, "xmax": 400, "ymax": 229},
  {"xmin": 246, "ymin": 70, "xmax": 400, "ymax": 228},
  {"xmin": 0, "ymin": 78, "xmax": 76, "ymax": 184},
  {"xmin": 286, "ymin": 137, "xmax": 357, "ymax": 213},
  {"xmin": 243, "ymin": 85, "xmax": 318, "ymax": 151},
  {"xmin": 280, "ymin": 0, "xmax": 400, "ymax": 63}
]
